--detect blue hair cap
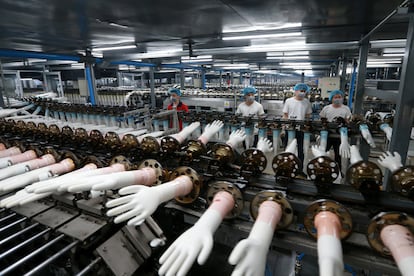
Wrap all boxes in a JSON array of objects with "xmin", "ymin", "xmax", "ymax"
[
  {"xmin": 329, "ymin": 89, "xmax": 344, "ymax": 101},
  {"xmin": 293, "ymin": 83, "xmax": 310, "ymax": 92},
  {"xmin": 168, "ymin": 87, "xmax": 181, "ymax": 96},
  {"xmin": 242, "ymin": 86, "xmax": 257, "ymax": 96}
]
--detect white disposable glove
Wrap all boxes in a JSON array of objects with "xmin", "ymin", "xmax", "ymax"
[
  {"xmin": 31, "ymin": 163, "xmax": 124, "ymax": 193},
  {"xmin": 380, "ymin": 123, "xmax": 393, "ymax": 141},
  {"xmin": 287, "ymin": 129, "xmax": 296, "ymax": 146},
  {"xmin": 350, "ymin": 145, "xmax": 363, "ymax": 165},
  {"xmin": 106, "ymin": 175, "xmax": 193, "ymax": 225},
  {"xmin": 226, "ymin": 129, "xmax": 246, "ymax": 149},
  {"xmin": 359, "ymin": 124, "xmax": 376, "ymax": 148},
  {"xmin": 228, "ymin": 201, "xmax": 282, "ymax": 276},
  {"xmin": 198, "ymin": 120, "xmax": 224, "ymax": 145},
  {"xmin": 159, "ymin": 191, "xmax": 235, "ymax": 276},
  {"xmin": 311, "ymin": 145, "xmax": 329, "ymax": 158},
  {"xmin": 67, "ymin": 167, "xmax": 157, "ymax": 193},
  {"xmin": 339, "ymin": 127, "xmax": 350, "ymax": 159},
  {"xmin": 0, "ymin": 158, "xmax": 75, "ymax": 192},
  {"xmin": 256, "ymin": 137, "xmax": 273, "ymax": 153},
  {"xmin": 320, "ymin": 130, "xmax": 329, "ymax": 152},
  {"xmin": 244, "ymin": 126, "xmax": 255, "ymax": 149},
  {"xmin": 272, "ymin": 129, "xmax": 281, "ymax": 155},
  {"xmin": 0, "ymin": 189, "xmax": 53, "ymax": 208},
  {"xmin": 172, "ymin": 122, "xmax": 201, "ymax": 143},
  {"xmin": 285, "ymin": 138, "xmax": 298, "ymax": 156},
  {"xmin": 378, "ymin": 151, "xmax": 403, "ymax": 173}
]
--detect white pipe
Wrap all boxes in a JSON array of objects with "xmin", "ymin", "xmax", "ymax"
[
  {"xmin": 314, "ymin": 211, "xmax": 344, "ymax": 276},
  {"xmin": 381, "ymin": 224, "xmax": 414, "ymax": 276}
]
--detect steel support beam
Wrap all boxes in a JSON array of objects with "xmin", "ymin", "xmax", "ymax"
[
  {"xmin": 149, "ymin": 67, "xmax": 155, "ymax": 109},
  {"xmin": 340, "ymin": 57, "xmax": 348, "ymax": 92},
  {"xmin": 84, "ymin": 64, "xmax": 97, "ymax": 105},
  {"xmin": 180, "ymin": 68, "xmax": 185, "ymax": 89},
  {"xmin": 0, "ymin": 61, "xmax": 5, "ymax": 108},
  {"xmin": 389, "ymin": 12, "xmax": 414, "ymax": 164},
  {"xmin": 353, "ymin": 41, "xmax": 369, "ymax": 114}
]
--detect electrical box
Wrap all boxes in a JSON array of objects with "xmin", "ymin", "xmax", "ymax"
[{"xmin": 318, "ymin": 77, "xmax": 340, "ymax": 99}]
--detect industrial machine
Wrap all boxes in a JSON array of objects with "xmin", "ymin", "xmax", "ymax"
[{"xmin": 0, "ymin": 100, "xmax": 412, "ymax": 276}]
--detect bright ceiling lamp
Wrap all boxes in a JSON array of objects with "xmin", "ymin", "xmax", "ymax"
[
  {"xmin": 223, "ymin": 32, "xmax": 302, "ymax": 41},
  {"xmin": 267, "ymin": 51, "xmax": 309, "ymax": 56},
  {"xmin": 280, "ymin": 62, "xmax": 312, "ymax": 66},
  {"xmin": 223, "ymin": 22, "xmax": 302, "ymax": 33},
  {"xmin": 181, "ymin": 55, "xmax": 212, "ymax": 60},
  {"xmin": 134, "ymin": 48, "xmax": 183, "ymax": 59},
  {"xmin": 242, "ymin": 41, "xmax": 307, "ymax": 53},
  {"xmin": 383, "ymin": 53, "xmax": 404, "ymax": 57},
  {"xmin": 267, "ymin": 56, "xmax": 309, "ymax": 60},
  {"xmin": 383, "ymin": 47, "xmax": 405, "ymax": 53},
  {"xmin": 93, "ymin": 45, "xmax": 136, "ymax": 51}
]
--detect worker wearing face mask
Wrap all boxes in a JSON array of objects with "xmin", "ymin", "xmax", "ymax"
[
  {"xmin": 167, "ymin": 87, "xmax": 189, "ymax": 130},
  {"xmin": 282, "ymin": 83, "xmax": 312, "ymax": 163},
  {"xmin": 319, "ymin": 90, "xmax": 352, "ymax": 169},
  {"xmin": 283, "ymin": 83, "xmax": 312, "ymax": 120},
  {"xmin": 236, "ymin": 86, "xmax": 265, "ymax": 116}
]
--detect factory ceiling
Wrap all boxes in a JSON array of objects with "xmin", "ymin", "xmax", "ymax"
[{"xmin": 0, "ymin": 0, "xmax": 410, "ymax": 75}]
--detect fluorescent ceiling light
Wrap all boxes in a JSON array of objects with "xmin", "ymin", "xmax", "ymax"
[
  {"xmin": 383, "ymin": 47, "xmax": 405, "ymax": 53},
  {"xmin": 71, "ymin": 63, "xmax": 85, "ymax": 69},
  {"xmin": 94, "ymin": 45, "xmax": 136, "ymax": 51},
  {"xmin": 267, "ymin": 56, "xmax": 309, "ymax": 60},
  {"xmin": 109, "ymin": 22, "xmax": 129, "ymax": 29},
  {"xmin": 134, "ymin": 48, "xmax": 183, "ymax": 59},
  {"xmin": 181, "ymin": 55, "xmax": 212, "ymax": 60},
  {"xmin": 254, "ymin": 70, "xmax": 278, "ymax": 75},
  {"xmin": 280, "ymin": 62, "xmax": 312, "ymax": 66},
  {"xmin": 223, "ymin": 23, "xmax": 302, "ymax": 33},
  {"xmin": 223, "ymin": 32, "xmax": 302, "ymax": 41},
  {"xmin": 383, "ymin": 53, "xmax": 404, "ymax": 57},
  {"xmin": 214, "ymin": 63, "xmax": 249, "ymax": 67},
  {"xmin": 267, "ymin": 51, "xmax": 309, "ymax": 56},
  {"xmin": 182, "ymin": 59, "xmax": 213, "ymax": 63},
  {"xmin": 367, "ymin": 61, "xmax": 401, "ymax": 64}
]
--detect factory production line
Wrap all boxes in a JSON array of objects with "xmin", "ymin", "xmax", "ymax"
[{"xmin": 0, "ymin": 100, "xmax": 413, "ymax": 276}]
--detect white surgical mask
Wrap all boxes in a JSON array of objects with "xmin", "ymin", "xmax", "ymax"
[
  {"xmin": 247, "ymin": 95, "xmax": 255, "ymax": 102},
  {"xmin": 333, "ymin": 98, "xmax": 343, "ymax": 105},
  {"xmin": 170, "ymin": 96, "xmax": 177, "ymax": 103},
  {"xmin": 298, "ymin": 92, "xmax": 306, "ymax": 98}
]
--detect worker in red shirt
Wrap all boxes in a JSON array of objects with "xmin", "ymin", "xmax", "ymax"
[{"xmin": 167, "ymin": 87, "xmax": 189, "ymax": 130}]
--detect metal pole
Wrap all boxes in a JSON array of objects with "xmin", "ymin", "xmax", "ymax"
[
  {"xmin": 301, "ymin": 72, "xmax": 305, "ymax": 83},
  {"xmin": 201, "ymin": 68, "xmax": 206, "ymax": 89},
  {"xmin": 0, "ymin": 213, "xmax": 16, "ymax": 223},
  {"xmin": 0, "ymin": 234, "xmax": 65, "ymax": 275},
  {"xmin": 0, "ymin": 228, "xmax": 51, "ymax": 259},
  {"xmin": 76, "ymin": 257, "xmax": 102, "ymax": 276},
  {"xmin": 149, "ymin": 67, "xmax": 155, "ymax": 109},
  {"xmin": 219, "ymin": 70, "xmax": 222, "ymax": 90},
  {"xmin": 340, "ymin": 57, "xmax": 348, "ymax": 92},
  {"xmin": 85, "ymin": 64, "xmax": 97, "ymax": 105},
  {"xmin": 389, "ymin": 12, "xmax": 414, "ymax": 165},
  {"xmin": 180, "ymin": 68, "xmax": 185, "ymax": 89},
  {"xmin": 360, "ymin": 0, "xmax": 409, "ymax": 43},
  {"xmin": 353, "ymin": 40, "xmax": 370, "ymax": 114},
  {"xmin": 0, "ymin": 217, "xmax": 27, "ymax": 234},
  {"xmin": 348, "ymin": 61, "xmax": 357, "ymax": 109},
  {"xmin": 0, "ymin": 223, "xmax": 40, "ymax": 246},
  {"xmin": 0, "ymin": 60, "xmax": 5, "ymax": 108},
  {"xmin": 24, "ymin": 240, "xmax": 79, "ymax": 276}
]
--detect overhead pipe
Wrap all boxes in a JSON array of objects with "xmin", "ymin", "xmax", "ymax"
[{"xmin": 0, "ymin": 49, "xmax": 81, "ymax": 62}]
